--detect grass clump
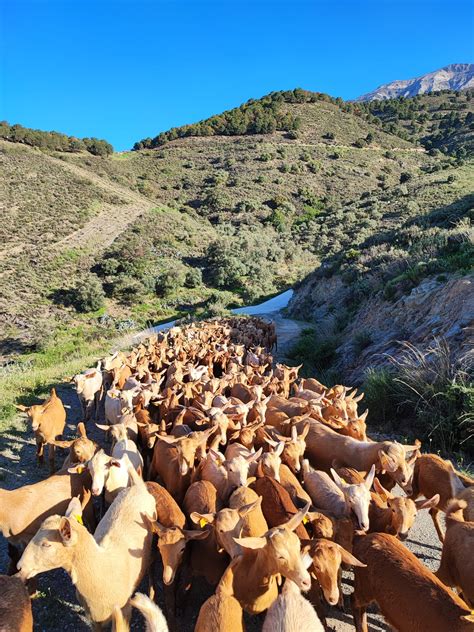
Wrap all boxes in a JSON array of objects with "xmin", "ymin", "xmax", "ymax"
[{"xmin": 363, "ymin": 339, "xmax": 473, "ymax": 454}]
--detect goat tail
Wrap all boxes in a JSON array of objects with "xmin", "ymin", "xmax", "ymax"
[
  {"xmin": 131, "ymin": 593, "xmax": 168, "ymax": 632},
  {"xmin": 445, "ymin": 498, "xmax": 467, "ymax": 523}
]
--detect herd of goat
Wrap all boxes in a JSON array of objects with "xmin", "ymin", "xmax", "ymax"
[{"xmin": 1, "ymin": 316, "xmax": 473, "ymax": 632}]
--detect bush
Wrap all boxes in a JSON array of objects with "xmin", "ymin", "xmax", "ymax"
[
  {"xmin": 400, "ymin": 172, "xmax": 413, "ymax": 183},
  {"xmin": 73, "ymin": 276, "xmax": 105, "ymax": 312},
  {"xmin": 155, "ymin": 266, "xmax": 186, "ymax": 297},
  {"xmin": 112, "ymin": 277, "xmax": 146, "ymax": 305},
  {"xmin": 352, "ymin": 330, "xmax": 373, "ymax": 354},
  {"xmin": 288, "ymin": 328, "xmax": 341, "ymax": 380},
  {"xmin": 184, "ymin": 267, "xmax": 202, "ymax": 288}
]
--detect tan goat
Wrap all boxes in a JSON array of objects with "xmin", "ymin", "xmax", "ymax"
[
  {"xmin": 16, "ymin": 388, "xmax": 66, "ymax": 473},
  {"xmin": 296, "ymin": 419, "xmax": 419, "ymax": 488},
  {"xmin": 17, "ymin": 462, "xmax": 156, "ymax": 630},
  {"xmin": 227, "ymin": 503, "xmax": 312, "ymax": 614},
  {"xmin": 0, "ymin": 468, "xmax": 94, "ymax": 573},
  {"xmin": 194, "ymin": 563, "xmax": 245, "ymax": 632}
]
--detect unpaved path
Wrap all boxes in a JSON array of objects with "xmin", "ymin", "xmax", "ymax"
[
  {"xmin": 0, "ymin": 312, "xmax": 444, "ymax": 631},
  {"xmin": 43, "ymin": 154, "xmax": 154, "ymax": 253}
]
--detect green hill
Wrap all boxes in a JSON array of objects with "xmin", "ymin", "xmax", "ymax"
[{"xmin": 1, "ymin": 90, "xmax": 472, "ymax": 362}]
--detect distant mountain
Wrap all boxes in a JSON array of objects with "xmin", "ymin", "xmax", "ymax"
[{"xmin": 356, "ymin": 63, "xmax": 474, "ymax": 101}]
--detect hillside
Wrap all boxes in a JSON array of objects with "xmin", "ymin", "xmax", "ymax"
[
  {"xmin": 362, "ymin": 90, "xmax": 474, "ymax": 158},
  {"xmin": 356, "ymin": 63, "xmax": 474, "ymax": 101},
  {"xmin": 0, "ymin": 89, "xmax": 471, "ymax": 363}
]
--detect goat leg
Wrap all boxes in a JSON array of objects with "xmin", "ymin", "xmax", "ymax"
[
  {"xmin": 350, "ymin": 593, "xmax": 368, "ymax": 632},
  {"xmin": 36, "ymin": 438, "xmax": 44, "ymax": 466},
  {"xmin": 48, "ymin": 444, "xmax": 56, "ymax": 474},
  {"xmin": 429, "ymin": 507, "xmax": 444, "ymax": 543}
]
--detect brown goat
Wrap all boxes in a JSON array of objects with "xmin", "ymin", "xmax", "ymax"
[
  {"xmin": 0, "ymin": 574, "xmax": 33, "ymax": 632},
  {"xmin": 436, "ymin": 499, "xmax": 474, "ymax": 606},
  {"xmin": 16, "ymin": 388, "xmax": 66, "ymax": 473},
  {"xmin": 410, "ymin": 453, "xmax": 471, "ymax": 542},
  {"xmin": 251, "ymin": 476, "xmax": 310, "ymax": 540},
  {"xmin": 352, "ymin": 533, "xmax": 474, "ymax": 632}
]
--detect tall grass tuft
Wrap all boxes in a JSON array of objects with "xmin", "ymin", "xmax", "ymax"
[{"xmin": 364, "ymin": 338, "xmax": 473, "ymax": 454}]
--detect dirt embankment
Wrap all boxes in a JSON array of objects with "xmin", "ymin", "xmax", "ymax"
[{"xmin": 289, "ymin": 273, "xmax": 473, "ymax": 384}]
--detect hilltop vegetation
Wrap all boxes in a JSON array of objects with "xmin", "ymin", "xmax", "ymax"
[
  {"xmin": 1, "ymin": 89, "xmax": 472, "ymax": 370},
  {"xmin": 0, "ymin": 121, "xmax": 113, "ymax": 155}
]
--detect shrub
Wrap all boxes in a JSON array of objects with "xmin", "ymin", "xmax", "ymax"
[
  {"xmin": 112, "ymin": 276, "xmax": 146, "ymax": 305},
  {"xmin": 400, "ymin": 172, "xmax": 413, "ymax": 183},
  {"xmin": 287, "ymin": 328, "xmax": 341, "ymax": 379},
  {"xmin": 155, "ymin": 266, "xmax": 186, "ymax": 297},
  {"xmin": 184, "ymin": 267, "xmax": 202, "ymax": 288},
  {"xmin": 352, "ymin": 330, "xmax": 373, "ymax": 354},
  {"xmin": 72, "ymin": 276, "xmax": 105, "ymax": 313}
]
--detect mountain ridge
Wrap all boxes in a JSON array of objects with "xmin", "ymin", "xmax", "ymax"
[{"xmin": 356, "ymin": 63, "xmax": 474, "ymax": 101}]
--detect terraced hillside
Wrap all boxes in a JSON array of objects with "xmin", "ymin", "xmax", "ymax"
[{"xmin": 1, "ymin": 90, "xmax": 472, "ymax": 366}]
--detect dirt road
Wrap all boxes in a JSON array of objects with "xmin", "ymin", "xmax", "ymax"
[{"xmin": 0, "ymin": 314, "xmax": 444, "ymax": 631}]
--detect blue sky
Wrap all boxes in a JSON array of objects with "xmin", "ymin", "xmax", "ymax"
[{"xmin": 1, "ymin": 0, "xmax": 473, "ymax": 151}]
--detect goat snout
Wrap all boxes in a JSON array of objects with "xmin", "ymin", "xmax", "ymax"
[
  {"xmin": 399, "ymin": 531, "xmax": 408, "ymax": 541},
  {"xmin": 92, "ymin": 487, "xmax": 101, "ymax": 496}
]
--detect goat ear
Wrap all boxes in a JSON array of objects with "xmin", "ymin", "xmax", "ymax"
[
  {"xmin": 14, "ymin": 404, "xmax": 29, "ymax": 412},
  {"xmin": 284, "ymin": 501, "xmax": 311, "ymax": 532},
  {"xmin": 338, "ymin": 545, "xmax": 367, "ymax": 568},
  {"xmin": 64, "ymin": 496, "xmax": 82, "ymax": 519},
  {"xmin": 365, "ymin": 465, "xmax": 376, "ymax": 490},
  {"xmin": 378, "ymin": 450, "xmax": 397, "ymax": 473},
  {"xmin": 190, "ymin": 512, "xmax": 215, "ymax": 528},
  {"xmin": 274, "ymin": 442, "xmax": 285, "ymax": 457},
  {"xmin": 331, "ymin": 468, "xmax": 348, "ymax": 490},
  {"xmin": 415, "ymin": 494, "xmax": 440, "ymax": 510},
  {"xmin": 247, "ymin": 447, "xmax": 262, "ymax": 463},
  {"xmin": 301, "ymin": 423, "xmax": 311, "ymax": 440},
  {"xmin": 76, "ymin": 422, "xmax": 87, "ymax": 438},
  {"xmin": 353, "ymin": 392, "xmax": 364, "ymax": 403},
  {"xmin": 68, "ymin": 463, "xmax": 87, "ymax": 474},
  {"xmin": 358, "ymin": 410, "xmax": 369, "ymax": 422},
  {"xmin": 291, "ymin": 425, "xmax": 298, "ymax": 441},
  {"xmin": 58, "ymin": 517, "xmax": 76, "ymax": 546},
  {"xmin": 233, "ymin": 536, "xmax": 266, "ymax": 550},
  {"xmin": 184, "ymin": 529, "xmax": 210, "ymax": 541},
  {"xmin": 373, "ymin": 477, "xmax": 392, "ymax": 501},
  {"xmin": 95, "ymin": 423, "xmax": 110, "ymax": 432},
  {"xmin": 238, "ymin": 497, "xmax": 262, "ymax": 518},
  {"xmin": 157, "ymin": 434, "xmax": 178, "ymax": 444}
]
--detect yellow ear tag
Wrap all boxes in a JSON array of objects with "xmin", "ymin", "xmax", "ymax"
[
  {"xmin": 75, "ymin": 514, "xmax": 83, "ymax": 525},
  {"xmin": 199, "ymin": 518, "xmax": 207, "ymax": 528},
  {"xmin": 303, "ymin": 516, "xmax": 309, "ymax": 524},
  {"xmin": 77, "ymin": 465, "xmax": 84, "ymax": 474}
]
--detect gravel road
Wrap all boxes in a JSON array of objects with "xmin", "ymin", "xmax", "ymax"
[{"xmin": 0, "ymin": 314, "xmax": 446, "ymax": 631}]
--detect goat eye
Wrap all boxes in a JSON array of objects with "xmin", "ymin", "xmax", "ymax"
[{"xmin": 41, "ymin": 542, "xmax": 51, "ymax": 548}]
